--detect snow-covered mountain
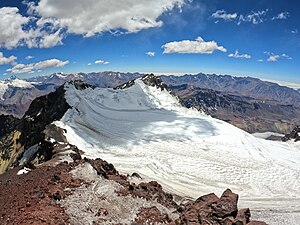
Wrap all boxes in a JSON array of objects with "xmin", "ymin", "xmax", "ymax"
[
  {"xmin": 52, "ymin": 75, "xmax": 300, "ymax": 211},
  {"xmin": 0, "ymin": 77, "xmax": 58, "ymax": 117}
]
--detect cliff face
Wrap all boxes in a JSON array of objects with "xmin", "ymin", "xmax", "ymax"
[{"xmin": 0, "ymin": 85, "xmax": 70, "ymax": 174}]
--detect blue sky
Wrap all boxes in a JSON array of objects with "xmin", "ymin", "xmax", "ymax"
[{"xmin": 0, "ymin": 0, "xmax": 299, "ymax": 82}]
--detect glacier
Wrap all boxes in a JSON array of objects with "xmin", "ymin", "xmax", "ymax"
[{"xmin": 54, "ymin": 79, "xmax": 300, "ymax": 211}]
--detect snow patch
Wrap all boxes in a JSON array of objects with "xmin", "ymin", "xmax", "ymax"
[{"xmin": 17, "ymin": 167, "xmax": 31, "ymax": 175}]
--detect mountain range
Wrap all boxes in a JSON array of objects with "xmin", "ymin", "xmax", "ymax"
[{"xmin": 1, "ymin": 72, "xmax": 300, "ymax": 134}]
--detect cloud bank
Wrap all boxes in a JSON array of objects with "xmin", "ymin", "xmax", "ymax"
[
  {"xmin": 7, "ymin": 59, "xmax": 69, "ymax": 74},
  {"xmin": 0, "ymin": 0, "xmax": 186, "ymax": 49}
]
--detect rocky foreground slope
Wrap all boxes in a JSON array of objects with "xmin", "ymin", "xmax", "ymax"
[{"xmin": 0, "ymin": 149, "xmax": 266, "ymax": 225}]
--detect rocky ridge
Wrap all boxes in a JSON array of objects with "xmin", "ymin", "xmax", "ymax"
[{"xmin": 0, "ymin": 84, "xmax": 71, "ymax": 173}]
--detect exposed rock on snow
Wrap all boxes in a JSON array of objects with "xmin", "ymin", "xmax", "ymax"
[{"xmin": 282, "ymin": 125, "xmax": 300, "ymax": 142}]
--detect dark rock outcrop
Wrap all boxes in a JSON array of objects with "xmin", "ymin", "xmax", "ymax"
[
  {"xmin": 141, "ymin": 74, "xmax": 168, "ymax": 91},
  {"xmin": 0, "ymin": 115, "xmax": 20, "ymax": 138},
  {"xmin": 282, "ymin": 125, "xmax": 300, "ymax": 142},
  {"xmin": 0, "ymin": 84, "xmax": 71, "ymax": 173}
]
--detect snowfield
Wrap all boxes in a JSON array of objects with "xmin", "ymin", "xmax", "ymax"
[{"xmin": 54, "ymin": 79, "xmax": 300, "ymax": 211}]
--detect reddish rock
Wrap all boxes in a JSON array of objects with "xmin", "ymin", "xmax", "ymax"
[
  {"xmin": 85, "ymin": 158, "xmax": 118, "ymax": 178},
  {"xmin": 234, "ymin": 208, "xmax": 251, "ymax": 225},
  {"xmin": 134, "ymin": 206, "xmax": 172, "ymax": 224},
  {"xmin": 213, "ymin": 189, "xmax": 239, "ymax": 218},
  {"xmin": 247, "ymin": 221, "xmax": 268, "ymax": 225}
]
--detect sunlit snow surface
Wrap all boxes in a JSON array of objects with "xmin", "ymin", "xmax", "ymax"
[{"xmin": 55, "ymin": 80, "xmax": 300, "ymax": 210}]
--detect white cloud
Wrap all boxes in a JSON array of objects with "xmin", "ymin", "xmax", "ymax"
[
  {"xmin": 211, "ymin": 10, "xmax": 237, "ymax": 21},
  {"xmin": 162, "ymin": 37, "xmax": 227, "ymax": 54},
  {"xmin": 0, "ymin": 7, "xmax": 30, "ymax": 49},
  {"xmin": 29, "ymin": 0, "xmax": 185, "ymax": 37},
  {"xmin": 39, "ymin": 29, "xmax": 64, "ymax": 48},
  {"xmin": 272, "ymin": 12, "xmax": 290, "ymax": 20},
  {"xmin": 265, "ymin": 52, "xmax": 292, "ymax": 62},
  {"xmin": 95, "ymin": 60, "xmax": 109, "ymax": 65},
  {"xmin": 228, "ymin": 50, "xmax": 251, "ymax": 59},
  {"xmin": 211, "ymin": 9, "xmax": 282, "ymax": 25},
  {"xmin": 258, "ymin": 59, "xmax": 264, "ymax": 62},
  {"xmin": 267, "ymin": 55, "xmax": 280, "ymax": 62},
  {"xmin": 8, "ymin": 59, "xmax": 69, "ymax": 74},
  {"xmin": 238, "ymin": 10, "xmax": 268, "ymax": 25},
  {"xmin": 291, "ymin": 29, "xmax": 298, "ymax": 34},
  {"xmin": 281, "ymin": 53, "xmax": 292, "ymax": 60},
  {"xmin": 0, "ymin": 52, "xmax": 17, "ymax": 65},
  {"xmin": 0, "ymin": 6, "xmax": 65, "ymax": 49},
  {"xmin": 0, "ymin": 1, "xmax": 187, "ymax": 49},
  {"xmin": 87, "ymin": 63, "xmax": 92, "ymax": 66},
  {"xmin": 25, "ymin": 55, "xmax": 34, "ymax": 60},
  {"xmin": 146, "ymin": 52, "xmax": 156, "ymax": 57}
]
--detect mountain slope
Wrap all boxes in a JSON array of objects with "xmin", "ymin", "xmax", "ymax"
[
  {"xmin": 54, "ymin": 75, "xmax": 300, "ymax": 211},
  {"xmin": 170, "ymin": 84, "xmax": 300, "ymax": 133},
  {"xmin": 162, "ymin": 73, "xmax": 300, "ymax": 107}
]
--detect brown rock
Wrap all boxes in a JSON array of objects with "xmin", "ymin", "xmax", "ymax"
[
  {"xmin": 247, "ymin": 220, "xmax": 268, "ymax": 225},
  {"xmin": 84, "ymin": 158, "xmax": 118, "ymax": 178},
  {"xmin": 234, "ymin": 208, "xmax": 251, "ymax": 225},
  {"xmin": 213, "ymin": 189, "xmax": 238, "ymax": 218},
  {"xmin": 134, "ymin": 206, "xmax": 172, "ymax": 224},
  {"xmin": 247, "ymin": 221, "xmax": 268, "ymax": 225},
  {"xmin": 221, "ymin": 216, "xmax": 234, "ymax": 225}
]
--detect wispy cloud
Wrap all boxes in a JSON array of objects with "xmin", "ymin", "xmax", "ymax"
[
  {"xmin": 211, "ymin": 10, "xmax": 237, "ymax": 21},
  {"xmin": 291, "ymin": 29, "xmax": 298, "ymax": 34},
  {"xmin": 272, "ymin": 12, "xmax": 290, "ymax": 20},
  {"xmin": 162, "ymin": 37, "xmax": 226, "ymax": 54},
  {"xmin": 264, "ymin": 52, "xmax": 292, "ymax": 62},
  {"xmin": 238, "ymin": 10, "xmax": 268, "ymax": 25},
  {"xmin": 146, "ymin": 52, "xmax": 156, "ymax": 57},
  {"xmin": 95, "ymin": 60, "xmax": 110, "ymax": 65},
  {"xmin": 212, "ymin": 9, "xmax": 290, "ymax": 25},
  {"xmin": 25, "ymin": 55, "xmax": 34, "ymax": 60},
  {"xmin": 228, "ymin": 50, "xmax": 251, "ymax": 59}
]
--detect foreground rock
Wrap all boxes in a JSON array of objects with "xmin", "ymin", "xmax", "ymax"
[{"xmin": 0, "ymin": 153, "xmax": 267, "ymax": 225}]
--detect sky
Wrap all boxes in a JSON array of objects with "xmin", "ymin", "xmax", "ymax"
[{"xmin": 0, "ymin": 0, "xmax": 299, "ymax": 82}]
